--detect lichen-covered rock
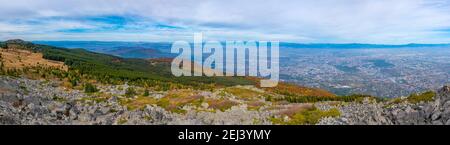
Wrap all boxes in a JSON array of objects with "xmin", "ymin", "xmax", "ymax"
[
  {"xmin": 0, "ymin": 76, "xmax": 273, "ymax": 125},
  {"xmin": 319, "ymin": 85, "xmax": 450, "ymax": 125}
]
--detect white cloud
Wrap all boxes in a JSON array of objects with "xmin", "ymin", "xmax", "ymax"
[{"xmin": 1, "ymin": 0, "xmax": 450, "ymax": 43}]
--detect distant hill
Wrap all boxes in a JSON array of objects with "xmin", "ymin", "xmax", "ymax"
[
  {"xmin": 33, "ymin": 41, "xmax": 450, "ymax": 53},
  {"xmin": 33, "ymin": 41, "xmax": 174, "ymax": 58},
  {"xmin": 106, "ymin": 46, "xmax": 175, "ymax": 59}
]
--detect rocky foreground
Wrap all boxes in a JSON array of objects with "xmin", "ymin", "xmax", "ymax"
[
  {"xmin": 318, "ymin": 85, "xmax": 450, "ymax": 125},
  {"xmin": 0, "ymin": 76, "xmax": 274, "ymax": 125},
  {"xmin": 1, "ymin": 75, "xmax": 449, "ymax": 125}
]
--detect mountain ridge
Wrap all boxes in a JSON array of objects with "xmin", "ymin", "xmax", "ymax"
[{"xmin": 30, "ymin": 40, "xmax": 450, "ymax": 50}]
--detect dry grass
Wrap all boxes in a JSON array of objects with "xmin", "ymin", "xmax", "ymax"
[
  {"xmin": 78, "ymin": 92, "xmax": 112, "ymax": 104},
  {"xmin": 157, "ymin": 89, "xmax": 204, "ymax": 113},
  {"xmin": 224, "ymin": 87, "xmax": 262, "ymax": 100},
  {"xmin": 276, "ymin": 103, "xmax": 314, "ymax": 117},
  {"xmin": 245, "ymin": 77, "xmax": 335, "ymax": 97},
  {"xmin": 247, "ymin": 101, "xmax": 265, "ymax": 111},
  {"xmin": 267, "ymin": 83, "xmax": 335, "ymax": 97},
  {"xmin": 206, "ymin": 98, "xmax": 238, "ymax": 112},
  {"xmin": 117, "ymin": 89, "xmax": 206, "ymax": 113},
  {"xmin": 121, "ymin": 96, "xmax": 158, "ymax": 110},
  {"xmin": 0, "ymin": 48, "xmax": 68, "ymax": 71}
]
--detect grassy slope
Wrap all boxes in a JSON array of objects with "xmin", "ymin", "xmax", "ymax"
[{"xmin": 2, "ymin": 40, "xmax": 254, "ymax": 87}]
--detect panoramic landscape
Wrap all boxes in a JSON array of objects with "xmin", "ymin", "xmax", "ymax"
[
  {"xmin": 1, "ymin": 0, "xmax": 450, "ymax": 126},
  {"xmin": 1, "ymin": 39, "xmax": 449, "ymax": 125}
]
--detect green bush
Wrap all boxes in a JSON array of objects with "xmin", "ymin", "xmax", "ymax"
[
  {"xmin": 0, "ymin": 42, "xmax": 6, "ymax": 48},
  {"xmin": 143, "ymin": 89, "xmax": 150, "ymax": 96},
  {"xmin": 125, "ymin": 87, "xmax": 137, "ymax": 97},
  {"xmin": 84, "ymin": 83, "xmax": 98, "ymax": 93}
]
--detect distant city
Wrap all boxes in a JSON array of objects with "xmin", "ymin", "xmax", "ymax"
[
  {"xmin": 279, "ymin": 47, "xmax": 450, "ymax": 97},
  {"xmin": 35, "ymin": 41, "xmax": 450, "ymax": 98}
]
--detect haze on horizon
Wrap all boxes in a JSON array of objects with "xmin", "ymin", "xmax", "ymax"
[{"xmin": 1, "ymin": 0, "xmax": 450, "ymax": 44}]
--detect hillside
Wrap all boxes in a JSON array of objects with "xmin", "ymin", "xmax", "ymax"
[
  {"xmin": 1, "ymin": 39, "xmax": 335, "ymax": 96},
  {"xmin": 1, "ymin": 40, "xmax": 256, "ymax": 89}
]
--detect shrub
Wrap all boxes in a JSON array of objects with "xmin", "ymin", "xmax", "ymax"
[
  {"xmin": 70, "ymin": 79, "xmax": 78, "ymax": 86},
  {"xmin": 143, "ymin": 89, "xmax": 150, "ymax": 96},
  {"xmin": 84, "ymin": 83, "xmax": 98, "ymax": 93},
  {"xmin": 52, "ymin": 94, "xmax": 66, "ymax": 102},
  {"xmin": 125, "ymin": 87, "xmax": 137, "ymax": 97},
  {"xmin": 0, "ymin": 42, "xmax": 6, "ymax": 48}
]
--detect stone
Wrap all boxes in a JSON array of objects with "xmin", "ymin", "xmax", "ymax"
[
  {"xmin": 100, "ymin": 107, "xmax": 110, "ymax": 114},
  {"xmin": 432, "ymin": 120, "xmax": 443, "ymax": 125},
  {"xmin": 78, "ymin": 114, "xmax": 93, "ymax": 122},
  {"xmin": 108, "ymin": 96, "xmax": 118, "ymax": 103},
  {"xmin": 431, "ymin": 112, "xmax": 441, "ymax": 120},
  {"xmin": 444, "ymin": 119, "xmax": 450, "ymax": 125},
  {"xmin": 0, "ymin": 115, "xmax": 18, "ymax": 124}
]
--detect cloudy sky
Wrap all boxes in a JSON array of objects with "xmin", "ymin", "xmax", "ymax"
[{"xmin": 1, "ymin": 0, "xmax": 450, "ymax": 44}]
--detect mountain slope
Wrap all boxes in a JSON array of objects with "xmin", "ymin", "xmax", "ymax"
[
  {"xmin": 2, "ymin": 39, "xmax": 255, "ymax": 88},
  {"xmin": 1, "ymin": 39, "xmax": 334, "ymax": 97}
]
